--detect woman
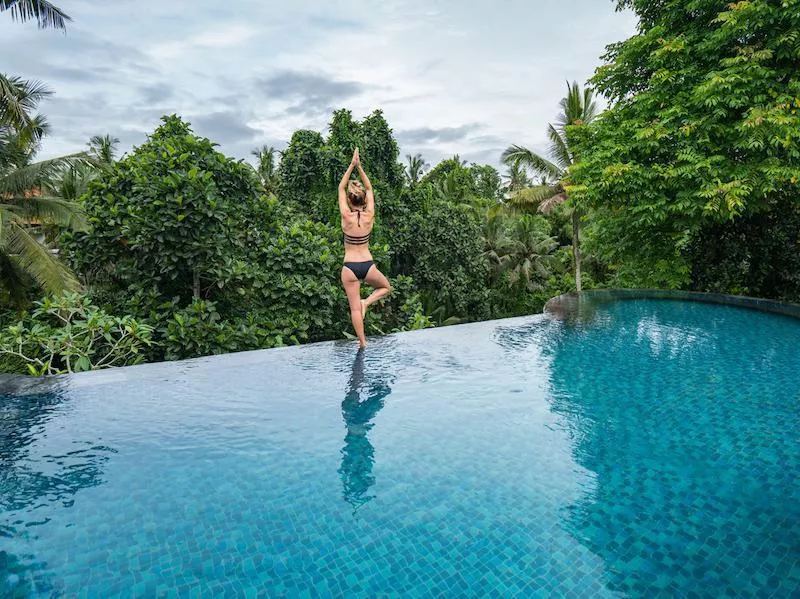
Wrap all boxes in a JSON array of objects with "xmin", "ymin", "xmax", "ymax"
[{"xmin": 339, "ymin": 148, "xmax": 392, "ymax": 348}]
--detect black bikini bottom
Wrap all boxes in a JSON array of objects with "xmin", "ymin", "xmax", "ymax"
[{"xmin": 343, "ymin": 260, "xmax": 374, "ymax": 281}]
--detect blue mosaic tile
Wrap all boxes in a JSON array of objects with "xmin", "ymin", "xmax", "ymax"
[{"xmin": 0, "ymin": 299, "xmax": 798, "ymax": 597}]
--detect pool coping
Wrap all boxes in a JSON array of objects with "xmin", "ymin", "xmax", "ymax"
[
  {"xmin": 3, "ymin": 289, "xmax": 798, "ymax": 392},
  {"xmin": 544, "ymin": 289, "xmax": 800, "ymax": 320},
  {"xmin": 0, "ymin": 313, "xmax": 547, "ymax": 394}
]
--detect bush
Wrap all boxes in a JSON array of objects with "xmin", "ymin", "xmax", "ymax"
[
  {"xmin": 0, "ymin": 292, "xmax": 154, "ymax": 375},
  {"xmin": 64, "ymin": 115, "xmax": 265, "ymax": 308}
]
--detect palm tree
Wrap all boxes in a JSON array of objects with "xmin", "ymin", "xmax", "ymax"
[
  {"xmin": 1, "ymin": 74, "xmax": 52, "ymax": 144},
  {"xmin": 88, "ymin": 134, "xmax": 119, "ymax": 165},
  {"xmin": 1, "ymin": 0, "xmax": 71, "ymax": 31},
  {"xmin": 487, "ymin": 215, "xmax": 557, "ymax": 292},
  {"xmin": 251, "ymin": 145, "xmax": 277, "ymax": 194},
  {"xmin": 44, "ymin": 134, "xmax": 118, "ymax": 204},
  {"xmin": 404, "ymin": 153, "xmax": 428, "ymax": 188},
  {"xmin": 503, "ymin": 163, "xmax": 532, "ymax": 194},
  {"xmin": 1, "ymin": 74, "xmax": 87, "ymax": 300},
  {"xmin": 501, "ymin": 80, "xmax": 598, "ymax": 292}
]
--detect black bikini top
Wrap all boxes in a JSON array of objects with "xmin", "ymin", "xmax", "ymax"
[{"xmin": 344, "ymin": 209, "xmax": 371, "ymax": 245}]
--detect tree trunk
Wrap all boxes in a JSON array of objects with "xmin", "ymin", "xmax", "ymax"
[
  {"xmin": 572, "ymin": 210, "xmax": 582, "ymax": 292},
  {"xmin": 193, "ymin": 269, "xmax": 200, "ymax": 300}
]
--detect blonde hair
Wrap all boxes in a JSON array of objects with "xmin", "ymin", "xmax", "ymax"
[{"xmin": 347, "ymin": 180, "xmax": 366, "ymax": 206}]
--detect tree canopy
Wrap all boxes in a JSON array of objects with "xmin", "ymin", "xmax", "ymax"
[{"xmin": 569, "ymin": 0, "xmax": 800, "ymax": 290}]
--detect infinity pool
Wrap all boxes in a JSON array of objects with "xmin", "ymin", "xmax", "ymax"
[{"xmin": 2, "ymin": 297, "xmax": 799, "ymax": 597}]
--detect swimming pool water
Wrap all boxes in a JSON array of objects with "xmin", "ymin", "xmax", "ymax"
[{"xmin": 1, "ymin": 298, "xmax": 799, "ymax": 597}]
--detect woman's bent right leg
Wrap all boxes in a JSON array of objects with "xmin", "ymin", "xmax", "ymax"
[
  {"xmin": 363, "ymin": 265, "xmax": 392, "ymax": 312},
  {"xmin": 341, "ymin": 266, "xmax": 367, "ymax": 347}
]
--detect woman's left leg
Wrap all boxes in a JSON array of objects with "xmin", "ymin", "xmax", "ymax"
[
  {"xmin": 362, "ymin": 265, "xmax": 392, "ymax": 313},
  {"xmin": 342, "ymin": 266, "xmax": 367, "ymax": 347}
]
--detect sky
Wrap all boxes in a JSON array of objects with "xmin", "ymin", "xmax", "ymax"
[{"xmin": 0, "ymin": 0, "xmax": 639, "ymax": 171}]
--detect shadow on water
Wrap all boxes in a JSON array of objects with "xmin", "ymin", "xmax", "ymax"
[
  {"xmin": 338, "ymin": 348, "xmax": 393, "ymax": 516},
  {"xmin": 0, "ymin": 381, "xmax": 115, "ymax": 596},
  {"xmin": 522, "ymin": 298, "xmax": 800, "ymax": 597}
]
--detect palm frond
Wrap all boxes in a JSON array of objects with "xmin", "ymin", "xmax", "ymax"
[
  {"xmin": 4, "ymin": 222, "xmax": 79, "ymax": 294},
  {"xmin": 88, "ymin": 134, "xmax": 119, "ymax": 165},
  {"xmin": 555, "ymin": 81, "xmax": 599, "ymax": 129},
  {"xmin": 506, "ymin": 184, "xmax": 560, "ymax": 212},
  {"xmin": 0, "ymin": 73, "xmax": 53, "ymax": 131},
  {"xmin": 1, "ymin": 0, "xmax": 72, "ymax": 31},
  {"xmin": 583, "ymin": 87, "xmax": 599, "ymax": 123},
  {"xmin": 538, "ymin": 191, "xmax": 568, "ymax": 214},
  {"xmin": 5, "ymin": 195, "xmax": 87, "ymax": 230},
  {"xmin": 546, "ymin": 124, "xmax": 572, "ymax": 170},
  {"xmin": 501, "ymin": 145, "xmax": 563, "ymax": 180},
  {"xmin": 0, "ymin": 152, "xmax": 88, "ymax": 195},
  {"xmin": 1, "ymin": 114, "xmax": 50, "ymax": 166},
  {"xmin": 0, "ymin": 251, "xmax": 33, "ymax": 304}
]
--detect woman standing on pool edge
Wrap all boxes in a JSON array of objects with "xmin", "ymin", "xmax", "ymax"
[{"xmin": 339, "ymin": 148, "xmax": 392, "ymax": 348}]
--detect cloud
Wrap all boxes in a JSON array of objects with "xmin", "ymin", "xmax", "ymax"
[
  {"xmin": 306, "ymin": 15, "xmax": 364, "ymax": 30},
  {"xmin": 146, "ymin": 24, "xmax": 258, "ymax": 60},
  {"xmin": 1, "ymin": 0, "xmax": 639, "ymax": 168},
  {"xmin": 396, "ymin": 124, "xmax": 482, "ymax": 145},
  {"xmin": 189, "ymin": 111, "xmax": 260, "ymax": 146},
  {"xmin": 139, "ymin": 83, "xmax": 174, "ymax": 104},
  {"xmin": 256, "ymin": 71, "xmax": 367, "ymax": 117}
]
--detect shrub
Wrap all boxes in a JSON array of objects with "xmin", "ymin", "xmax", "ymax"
[{"xmin": 0, "ymin": 292, "xmax": 154, "ymax": 375}]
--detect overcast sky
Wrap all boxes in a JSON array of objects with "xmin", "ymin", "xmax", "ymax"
[{"xmin": 1, "ymin": 0, "xmax": 638, "ymax": 170}]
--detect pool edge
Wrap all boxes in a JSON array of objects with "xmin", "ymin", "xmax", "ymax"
[{"xmin": 544, "ymin": 289, "xmax": 800, "ymax": 320}]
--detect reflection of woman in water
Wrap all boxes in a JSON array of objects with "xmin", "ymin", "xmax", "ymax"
[{"xmin": 338, "ymin": 349, "xmax": 392, "ymax": 513}]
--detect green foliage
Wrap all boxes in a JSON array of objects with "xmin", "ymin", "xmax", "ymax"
[
  {"xmin": 502, "ymin": 81, "xmax": 599, "ymax": 292},
  {"xmin": 404, "ymin": 154, "xmax": 429, "ymax": 188},
  {"xmin": 279, "ymin": 109, "xmax": 406, "ymax": 222},
  {"xmin": 359, "ymin": 110, "xmax": 405, "ymax": 188},
  {"xmin": 251, "ymin": 145, "xmax": 279, "ymax": 194},
  {"xmin": 65, "ymin": 115, "xmax": 264, "ymax": 306},
  {"xmin": 687, "ymin": 193, "xmax": 800, "ymax": 302},
  {"xmin": 484, "ymin": 214, "xmax": 563, "ymax": 316},
  {"xmin": 1, "ymin": 73, "xmax": 89, "ymax": 301},
  {"xmin": 361, "ymin": 274, "xmax": 433, "ymax": 335},
  {"xmin": 0, "ymin": 292, "xmax": 153, "ymax": 375},
  {"xmin": 394, "ymin": 199, "xmax": 490, "ymax": 320},
  {"xmin": 470, "ymin": 164, "xmax": 503, "ymax": 201},
  {"xmin": 278, "ymin": 129, "xmax": 327, "ymax": 211},
  {"xmin": 162, "ymin": 299, "xmax": 306, "ymax": 362},
  {"xmin": 570, "ymin": 0, "xmax": 800, "ymax": 294}
]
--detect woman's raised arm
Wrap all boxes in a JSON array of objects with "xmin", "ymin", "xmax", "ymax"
[
  {"xmin": 355, "ymin": 159, "xmax": 374, "ymax": 213},
  {"xmin": 338, "ymin": 149, "xmax": 358, "ymax": 215}
]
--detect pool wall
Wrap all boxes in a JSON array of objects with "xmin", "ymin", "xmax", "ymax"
[{"xmin": 545, "ymin": 289, "xmax": 800, "ymax": 320}]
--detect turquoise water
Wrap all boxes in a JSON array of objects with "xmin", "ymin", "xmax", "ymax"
[{"xmin": 1, "ymin": 298, "xmax": 799, "ymax": 597}]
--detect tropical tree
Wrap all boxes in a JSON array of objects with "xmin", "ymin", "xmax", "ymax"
[
  {"xmin": 0, "ymin": 74, "xmax": 51, "ymax": 144},
  {"xmin": 48, "ymin": 134, "xmax": 118, "ymax": 203},
  {"xmin": 486, "ymin": 214, "xmax": 557, "ymax": 293},
  {"xmin": 570, "ymin": 0, "xmax": 800, "ymax": 295},
  {"xmin": 503, "ymin": 163, "xmax": 532, "ymax": 194},
  {"xmin": 1, "ymin": 74, "xmax": 86, "ymax": 301},
  {"xmin": 1, "ymin": 0, "xmax": 71, "ymax": 31},
  {"xmin": 404, "ymin": 153, "xmax": 428, "ymax": 188},
  {"xmin": 251, "ymin": 144, "xmax": 278, "ymax": 194},
  {"xmin": 88, "ymin": 134, "xmax": 119, "ymax": 165},
  {"xmin": 502, "ymin": 80, "xmax": 598, "ymax": 291}
]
